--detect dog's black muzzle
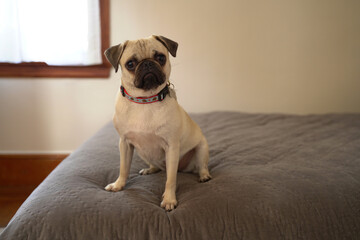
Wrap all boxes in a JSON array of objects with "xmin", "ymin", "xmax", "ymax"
[{"xmin": 134, "ymin": 59, "xmax": 165, "ymax": 90}]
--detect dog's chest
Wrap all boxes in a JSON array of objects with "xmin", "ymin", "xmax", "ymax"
[
  {"xmin": 125, "ymin": 131, "xmax": 166, "ymax": 165},
  {"xmin": 114, "ymin": 104, "xmax": 170, "ymax": 165},
  {"xmin": 116, "ymin": 105, "xmax": 167, "ymax": 134}
]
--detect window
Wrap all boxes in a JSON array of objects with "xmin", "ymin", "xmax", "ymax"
[{"xmin": 0, "ymin": 0, "xmax": 110, "ymax": 78}]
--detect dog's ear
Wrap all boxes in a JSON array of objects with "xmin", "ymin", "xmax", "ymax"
[
  {"xmin": 104, "ymin": 41, "xmax": 128, "ymax": 72},
  {"xmin": 153, "ymin": 35, "xmax": 178, "ymax": 57}
]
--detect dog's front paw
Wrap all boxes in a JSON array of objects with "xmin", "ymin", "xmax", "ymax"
[
  {"xmin": 161, "ymin": 191, "xmax": 178, "ymax": 211},
  {"xmin": 105, "ymin": 182, "xmax": 124, "ymax": 192},
  {"xmin": 161, "ymin": 197, "xmax": 178, "ymax": 211}
]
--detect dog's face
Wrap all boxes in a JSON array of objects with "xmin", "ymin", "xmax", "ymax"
[{"xmin": 105, "ymin": 35, "xmax": 178, "ymax": 92}]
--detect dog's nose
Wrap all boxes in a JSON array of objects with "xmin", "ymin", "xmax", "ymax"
[{"xmin": 142, "ymin": 60, "xmax": 154, "ymax": 69}]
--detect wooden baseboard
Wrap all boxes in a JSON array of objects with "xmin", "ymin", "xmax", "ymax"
[
  {"xmin": 0, "ymin": 154, "xmax": 69, "ymax": 227},
  {"xmin": 0, "ymin": 154, "xmax": 68, "ymax": 186}
]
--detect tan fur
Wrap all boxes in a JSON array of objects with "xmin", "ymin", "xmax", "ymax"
[{"xmin": 104, "ymin": 36, "xmax": 211, "ymax": 211}]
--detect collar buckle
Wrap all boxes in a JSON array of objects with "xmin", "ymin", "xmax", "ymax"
[
  {"xmin": 158, "ymin": 85, "xmax": 169, "ymax": 102},
  {"xmin": 120, "ymin": 86, "xmax": 125, "ymax": 97},
  {"xmin": 158, "ymin": 93, "xmax": 165, "ymax": 101}
]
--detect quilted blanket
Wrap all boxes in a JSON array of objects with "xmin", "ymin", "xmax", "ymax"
[{"xmin": 1, "ymin": 112, "xmax": 360, "ymax": 239}]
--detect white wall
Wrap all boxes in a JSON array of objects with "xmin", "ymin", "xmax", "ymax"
[{"xmin": 1, "ymin": 0, "xmax": 359, "ymax": 153}]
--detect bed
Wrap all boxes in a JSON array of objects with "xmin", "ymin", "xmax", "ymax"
[{"xmin": 1, "ymin": 111, "xmax": 360, "ymax": 239}]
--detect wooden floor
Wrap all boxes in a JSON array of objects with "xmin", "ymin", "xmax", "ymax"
[{"xmin": 0, "ymin": 154, "xmax": 68, "ymax": 227}]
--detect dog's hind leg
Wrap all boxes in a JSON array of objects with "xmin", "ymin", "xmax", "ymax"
[
  {"xmin": 194, "ymin": 136, "xmax": 212, "ymax": 182},
  {"xmin": 139, "ymin": 164, "xmax": 161, "ymax": 175}
]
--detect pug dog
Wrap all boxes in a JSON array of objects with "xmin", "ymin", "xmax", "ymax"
[{"xmin": 104, "ymin": 35, "xmax": 211, "ymax": 211}]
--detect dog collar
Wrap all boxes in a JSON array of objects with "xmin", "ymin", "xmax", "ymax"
[{"xmin": 120, "ymin": 85, "xmax": 170, "ymax": 104}]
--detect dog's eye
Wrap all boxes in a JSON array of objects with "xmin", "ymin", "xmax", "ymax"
[
  {"xmin": 125, "ymin": 60, "xmax": 136, "ymax": 71},
  {"xmin": 155, "ymin": 54, "xmax": 166, "ymax": 66}
]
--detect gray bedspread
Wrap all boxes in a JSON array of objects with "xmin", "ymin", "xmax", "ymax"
[{"xmin": 1, "ymin": 112, "xmax": 360, "ymax": 239}]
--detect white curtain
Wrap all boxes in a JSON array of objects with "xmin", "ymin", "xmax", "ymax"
[{"xmin": 0, "ymin": 0, "xmax": 102, "ymax": 66}]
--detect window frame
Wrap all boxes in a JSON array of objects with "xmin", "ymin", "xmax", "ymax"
[{"xmin": 0, "ymin": 0, "xmax": 110, "ymax": 78}]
